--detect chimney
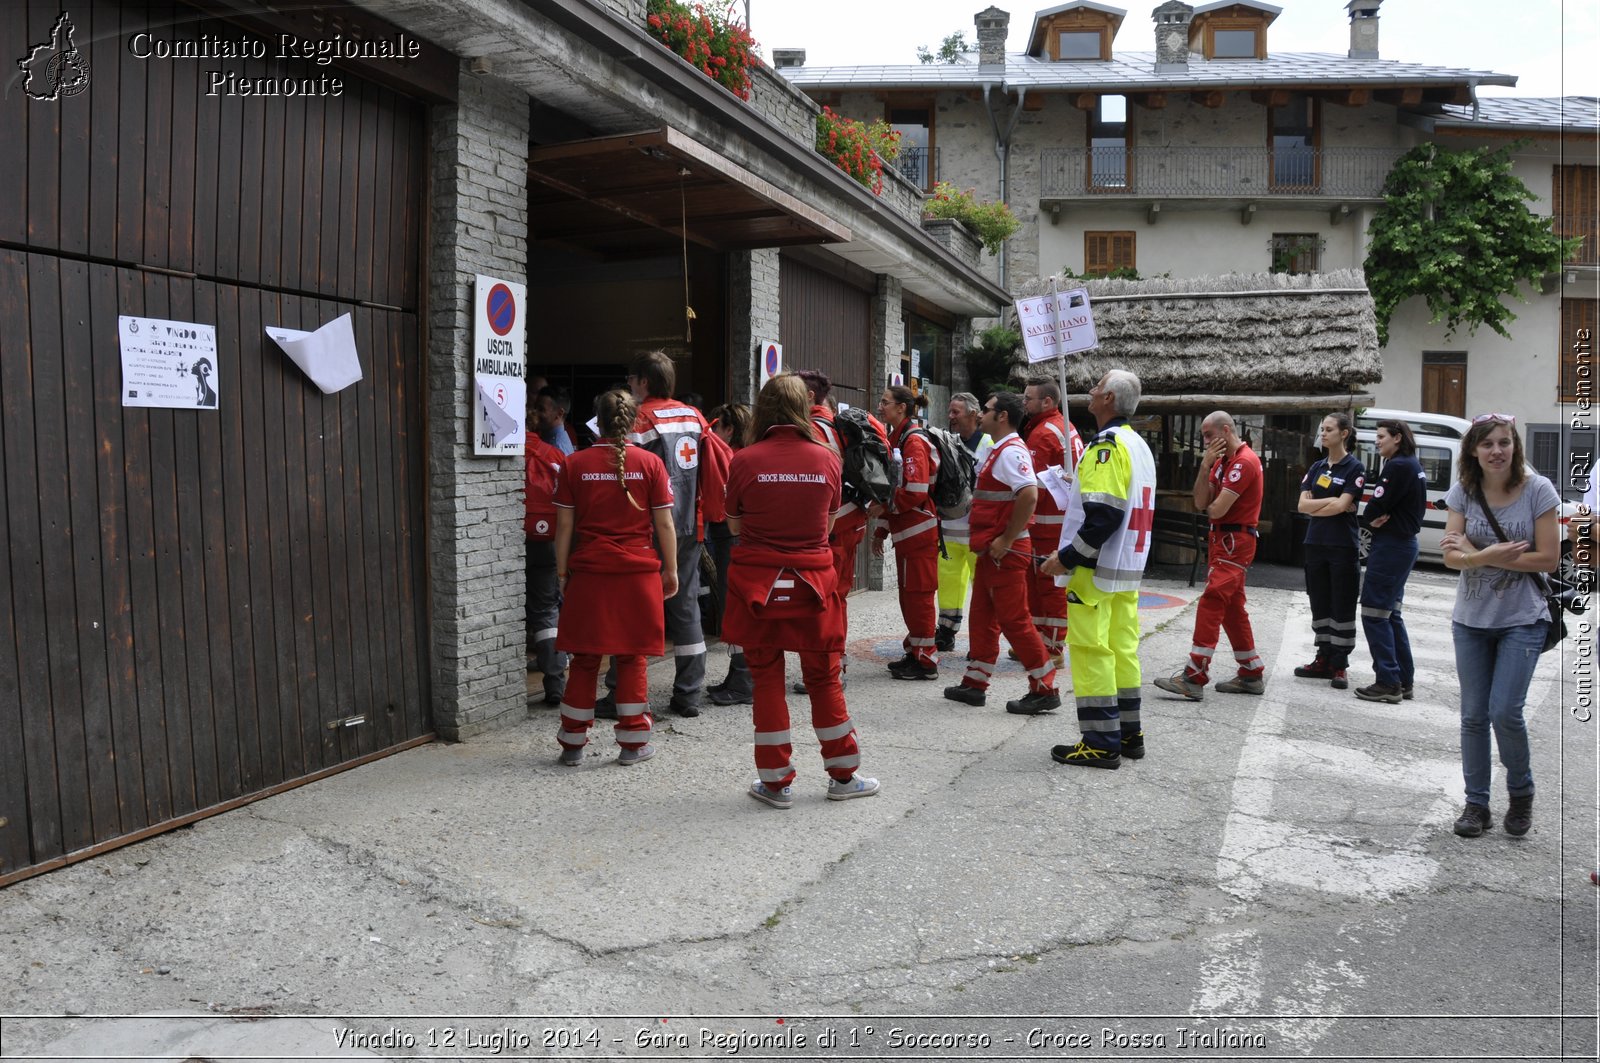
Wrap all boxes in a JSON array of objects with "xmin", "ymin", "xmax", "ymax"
[
  {"xmin": 1152, "ymin": 1, "xmax": 1192, "ymax": 72},
  {"xmin": 974, "ymin": 6, "xmax": 1009, "ymax": 67},
  {"xmin": 1347, "ymin": 0, "xmax": 1382, "ymax": 60},
  {"xmin": 772, "ymin": 48, "xmax": 806, "ymax": 68}
]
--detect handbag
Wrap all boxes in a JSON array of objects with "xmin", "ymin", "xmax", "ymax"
[{"xmin": 1472, "ymin": 487, "xmax": 1567, "ymax": 653}]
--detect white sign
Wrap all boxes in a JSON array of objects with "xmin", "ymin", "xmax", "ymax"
[
  {"xmin": 1016, "ymin": 287, "xmax": 1098, "ymax": 364},
  {"xmin": 266, "ymin": 314, "xmax": 362, "ymax": 394},
  {"xmin": 909, "ymin": 348, "xmax": 922, "ymax": 381},
  {"xmin": 758, "ymin": 340, "xmax": 783, "ymax": 388},
  {"xmin": 473, "ymin": 274, "xmax": 527, "ymax": 456},
  {"xmin": 119, "ymin": 316, "xmax": 220, "ymax": 409}
]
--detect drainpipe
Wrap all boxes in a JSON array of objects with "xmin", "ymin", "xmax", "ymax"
[{"xmin": 982, "ymin": 83, "xmax": 1027, "ymax": 290}]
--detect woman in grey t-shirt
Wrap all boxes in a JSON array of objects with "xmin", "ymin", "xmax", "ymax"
[{"xmin": 1440, "ymin": 414, "xmax": 1560, "ymax": 840}]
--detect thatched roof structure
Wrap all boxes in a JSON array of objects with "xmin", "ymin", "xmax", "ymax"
[{"xmin": 1009, "ymin": 269, "xmax": 1381, "ymax": 410}]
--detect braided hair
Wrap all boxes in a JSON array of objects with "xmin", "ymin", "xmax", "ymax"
[{"xmin": 597, "ymin": 388, "xmax": 643, "ymax": 510}]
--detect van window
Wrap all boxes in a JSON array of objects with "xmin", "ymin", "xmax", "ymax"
[
  {"xmin": 1418, "ymin": 445, "xmax": 1454, "ymax": 492},
  {"xmin": 1356, "ymin": 439, "xmax": 1381, "ymax": 481}
]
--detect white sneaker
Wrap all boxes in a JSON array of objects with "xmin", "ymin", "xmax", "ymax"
[
  {"xmin": 748, "ymin": 781, "xmax": 793, "ymax": 809},
  {"xmin": 617, "ymin": 743, "xmax": 656, "ymax": 766},
  {"xmin": 826, "ymin": 775, "xmax": 881, "ymax": 801}
]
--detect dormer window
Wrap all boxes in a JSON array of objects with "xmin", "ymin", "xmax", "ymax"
[
  {"xmin": 1188, "ymin": 1, "xmax": 1278, "ymax": 60},
  {"xmin": 1026, "ymin": 2, "xmax": 1126, "ymax": 62}
]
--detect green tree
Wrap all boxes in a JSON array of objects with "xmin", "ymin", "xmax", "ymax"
[
  {"xmin": 916, "ymin": 31, "xmax": 969, "ymax": 64},
  {"xmin": 962, "ymin": 325, "xmax": 1022, "ymax": 399},
  {"xmin": 1364, "ymin": 143, "xmax": 1581, "ymax": 346}
]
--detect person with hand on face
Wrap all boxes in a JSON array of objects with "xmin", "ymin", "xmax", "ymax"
[
  {"xmin": 1355, "ymin": 420, "xmax": 1426, "ymax": 704},
  {"xmin": 551, "ymin": 389, "xmax": 677, "ymax": 767},
  {"xmin": 1153, "ymin": 411, "xmax": 1266, "ymax": 700},
  {"xmin": 1039, "ymin": 370, "xmax": 1156, "ymax": 767},
  {"xmin": 942, "ymin": 391, "xmax": 1059, "ymax": 713},
  {"xmin": 934, "ymin": 392, "xmax": 994, "ymax": 653},
  {"xmin": 873, "ymin": 385, "xmax": 942, "ymax": 681},
  {"xmin": 1294, "ymin": 412, "xmax": 1366, "ymax": 690},
  {"xmin": 1441, "ymin": 413, "xmax": 1560, "ymax": 839},
  {"xmin": 725, "ymin": 375, "xmax": 879, "ymax": 809}
]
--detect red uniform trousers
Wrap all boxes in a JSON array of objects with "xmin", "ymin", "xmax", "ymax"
[
  {"xmin": 1026, "ymin": 520, "xmax": 1068, "ymax": 655},
  {"xmin": 960, "ymin": 555, "xmax": 1057, "ymax": 694},
  {"xmin": 831, "ymin": 521, "xmax": 866, "ymax": 597},
  {"xmin": 747, "ymin": 647, "xmax": 860, "ymax": 788},
  {"xmin": 558, "ymin": 654, "xmax": 652, "ymax": 750},
  {"xmin": 895, "ymin": 547, "xmax": 940, "ymax": 667},
  {"xmin": 1185, "ymin": 530, "xmax": 1265, "ymax": 684}
]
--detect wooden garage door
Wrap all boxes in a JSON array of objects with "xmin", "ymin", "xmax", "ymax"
[
  {"xmin": 779, "ymin": 255, "xmax": 874, "ymax": 409},
  {"xmin": 0, "ymin": 1, "xmax": 430, "ymax": 884}
]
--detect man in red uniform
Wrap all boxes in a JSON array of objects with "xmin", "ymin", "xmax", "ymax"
[
  {"xmin": 595, "ymin": 351, "xmax": 730, "ymax": 718},
  {"xmin": 874, "ymin": 384, "xmax": 941, "ymax": 680},
  {"xmin": 943, "ymin": 391, "xmax": 1060, "ymax": 713},
  {"xmin": 525, "ymin": 434, "xmax": 568, "ymax": 706},
  {"xmin": 1021, "ymin": 381, "xmax": 1084, "ymax": 664},
  {"xmin": 1154, "ymin": 411, "xmax": 1267, "ymax": 700}
]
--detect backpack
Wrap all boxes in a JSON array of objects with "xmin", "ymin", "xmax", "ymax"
[
  {"xmin": 908, "ymin": 425, "xmax": 977, "ymax": 521},
  {"xmin": 824, "ymin": 407, "xmax": 898, "ymax": 507}
]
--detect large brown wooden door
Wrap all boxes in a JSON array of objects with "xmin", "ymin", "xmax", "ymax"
[
  {"xmin": 1422, "ymin": 356, "xmax": 1467, "ymax": 417},
  {"xmin": 0, "ymin": 1, "xmax": 431, "ymax": 884},
  {"xmin": 780, "ymin": 253, "xmax": 874, "ymax": 408}
]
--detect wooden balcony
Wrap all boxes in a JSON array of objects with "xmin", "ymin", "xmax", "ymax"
[{"xmin": 1039, "ymin": 145, "xmax": 1405, "ymax": 204}]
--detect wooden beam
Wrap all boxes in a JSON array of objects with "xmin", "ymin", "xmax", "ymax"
[
  {"xmin": 1249, "ymin": 89, "xmax": 1291, "ymax": 108},
  {"xmin": 1190, "ymin": 90, "xmax": 1227, "ymax": 109},
  {"xmin": 1374, "ymin": 87, "xmax": 1424, "ymax": 106},
  {"xmin": 1073, "ymin": 93, "xmax": 1099, "ymax": 111},
  {"xmin": 1316, "ymin": 87, "xmax": 1371, "ymax": 107},
  {"xmin": 1132, "ymin": 92, "xmax": 1167, "ymax": 110}
]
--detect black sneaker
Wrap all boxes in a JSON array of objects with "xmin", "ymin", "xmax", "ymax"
[
  {"xmin": 1505, "ymin": 794, "xmax": 1533, "ymax": 837},
  {"xmin": 1121, "ymin": 732, "xmax": 1146, "ymax": 760},
  {"xmin": 935, "ymin": 628, "xmax": 956, "ymax": 653},
  {"xmin": 1005, "ymin": 690, "xmax": 1060, "ymax": 715},
  {"xmin": 1293, "ymin": 657, "xmax": 1334, "ymax": 679},
  {"xmin": 594, "ymin": 695, "xmax": 618, "ymax": 720},
  {"xmin": 888, "ymin": 658, "xmax": 938, "ymax": 681},
  {"xmin": 942, "ymin": 684, "xmax": 985, "ymax": 706},
  {"xmin": 1354, "ymin": 681, "xmax": 1402, "ymax": 704},
  {"xmin": 1402, "ymin": 683, "xmax": 1414, "ymax": 701},
  {"xmin": 790, "ymin": 680, "xmax": 810, "ymax": 696},
  {"xmin": 542, "ymin": 681, "xmax": 565, "ymax": 707},
  {"xmin": 1453, "ymin": 803, "xmax": 1492, "ymax": 837},
  {"xmin": 668, "ymin": 699, "xmax": 701, "ymax": 718},
  {"xmin": 1050, "ymin": 741, "xmax": 1120, "ymax": 769},
  {"xmin": 1330, "ymin": 669, "xmax": 1349, "ymax": 690},
  {"xmin": 707, "ymin": 685, "xmax": 754, "ymax": 706},
  {"xmin": 886, "ymin": 653, "xmax": 917, "ymax": 673}
]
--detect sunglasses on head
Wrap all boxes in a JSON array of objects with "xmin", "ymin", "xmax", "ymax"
[{"xmin": 1471, "ymin": 413, "xmax": 1516, "ymax": 426}]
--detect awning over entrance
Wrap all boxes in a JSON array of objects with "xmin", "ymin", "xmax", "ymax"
[{"xmin": 528, "ymin": 127, "xmax": 851, "ymax": 257}]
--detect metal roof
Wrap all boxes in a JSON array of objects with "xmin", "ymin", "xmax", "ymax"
[
  {"xmin": 780, "ymin": 51, "xmax": 1516, "ymax": 93},
  {"xmin": 1192, "ymin": 0, "xmax": 1282, "ymax": 16},
  {"xmin": 1433, "ymin": 96, "xmax": 1600, "ymax": 132}
]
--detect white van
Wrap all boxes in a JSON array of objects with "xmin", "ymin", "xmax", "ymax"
[{"xmin": 1354, "ymin": 412, "xmax": 1465, "ymax": 562}]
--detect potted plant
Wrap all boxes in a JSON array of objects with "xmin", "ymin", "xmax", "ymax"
[
  {"xmin": 815, "ymin": 107, "xmax": 901, "ymax": 195},
  {"xmin": 645, "ymin": 0, "xmax": 757, "ymax": 101},
  {"xmin": 923, "ymin": 182, "xmax": 1020, "ymax": 256}
]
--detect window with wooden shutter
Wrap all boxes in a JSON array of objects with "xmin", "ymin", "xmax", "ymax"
[
  {"xmin": 1560, "ymin": 298, "xmax": 1598, "ymax": 402},
  {"xmin": 1084, "ymin": 231, "xmax": 1136, "ymax": 276},
  {"xmin": 1554, "ymin": 165, "xmax": 1597, "ymax": 266}
]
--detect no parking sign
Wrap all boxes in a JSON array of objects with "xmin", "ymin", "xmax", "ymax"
[
  {"xmin": 472, "ymin": 274, "xmax": 527, "ymax": 456},
  {"xmin": 758, "ymin": 340, "xmax": 782, "ymax": 388}
]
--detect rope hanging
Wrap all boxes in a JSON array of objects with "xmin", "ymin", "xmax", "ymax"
[{"xmin": 680, "ymin": 168, "xmax": 696, "ymax": 343}]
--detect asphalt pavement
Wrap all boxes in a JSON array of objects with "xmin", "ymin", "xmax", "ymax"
[{"xmin": 1, "ymin": 562, "xmax": 1595, "ymax": 1062}]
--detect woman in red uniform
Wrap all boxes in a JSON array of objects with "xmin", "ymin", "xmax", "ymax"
[
  {"xmin": 874, "ymin": 384, "xmax": 941, "ymax": 680},
  {"xmin": 552, "ymin": 389, "xmax": 678, "ymax": 767},
  {"xmin": 724, "ymin": 374, "xmax": 880, "ymax": 808}
]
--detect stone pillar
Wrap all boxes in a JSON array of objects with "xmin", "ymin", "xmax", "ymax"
[
  {"xmin": 426, "ymin": 68, "xmax": 531, "ymax": 740},
  {"xmin": 974, "ymin": 6, "xmax": 1010, "ymax": 68},
  {"xmin": 866, "ymin": 274, "xmax": 905, "ymax": 591},
  {"xmin": 727, "ymin": 248, "xmax": 781, "ymax": 404},
  {"xmin": 1152, "ymin": 1, "xmax": 1193, "ymax": 72},
  {"xmin": 951, "ymin": 318, "xmax": 976, "ymax": 393}
]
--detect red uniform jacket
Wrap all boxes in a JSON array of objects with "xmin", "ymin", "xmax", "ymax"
[
  {"xmin": 882, "ymin": 420, "xmax": 940, "ymax": 554},
  {"xmin": 969, "ymin": 434, "xmax": 1035, "ymax": 566},
  {"xmin": 1024, "ymin": 410, "xmax": 1082, "ymax": 537},
  {"xmin": 524, "ymin": 437, "xmax": 566, "ymax": 542}
]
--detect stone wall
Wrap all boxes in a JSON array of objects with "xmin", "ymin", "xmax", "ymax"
[
  {"xmin": 922, "ymin": 218, "xmax": 983, "ymax": 268},
  {"xmin": 865, "ymin": 275, "xmax": 906, "ymax": 591},
  {"xmin": 728, "ymin": 248, "xmax": 782, "ymax": 404},
  {"xmin": 427, "ymin": 67, "xmax": 532, "ymax": 740},
  {"xmin": 748, "ymin": 61, "xmax": 819, "ymax": 147}
]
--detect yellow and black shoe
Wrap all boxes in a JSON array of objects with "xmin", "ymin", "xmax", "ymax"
[{"xmin": 1050, "ymin": 741, "xmax": 1121, "ymax": 770}]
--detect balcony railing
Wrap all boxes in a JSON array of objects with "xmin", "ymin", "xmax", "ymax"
[
  {"xmin": 895, "ymin": 146, "xmax": 938, "ymax": 192},
  {"xmin": 1040, "ymin": 146, "xmax": 1405, "ymax": 200},
  {"xmin": 1556, "ymin": 216, "xmax": 1599, "ymax": 266}
]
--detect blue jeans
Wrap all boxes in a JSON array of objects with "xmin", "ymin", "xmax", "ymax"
[
  {"xmin": 1360, "ymin": 535, "xmax": 1417, "ymax": 687},
  {"xmin": 1452, "ymin": 620, "xmax": 1545, "ymax": 807}
]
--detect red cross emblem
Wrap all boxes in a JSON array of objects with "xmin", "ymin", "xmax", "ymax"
[
  {"xmin": 1129, "ymin": 486, "xmax": 1155, "ymax": 552},
  {"xmin": 676, "ymin": 437, "xmax": 698, "ymax": 469}
]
